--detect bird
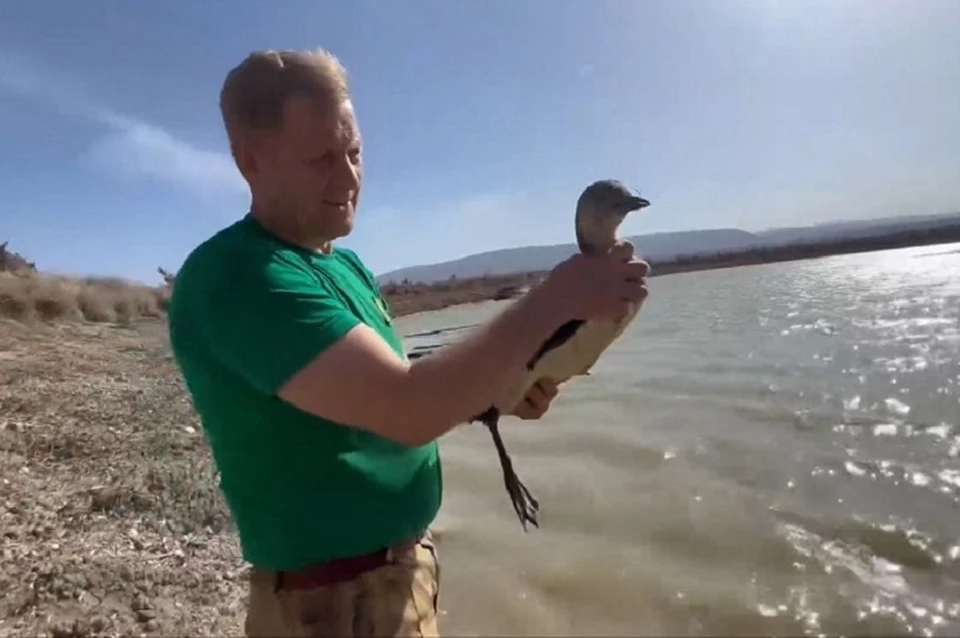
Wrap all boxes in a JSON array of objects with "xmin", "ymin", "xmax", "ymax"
[{"xmin": 409, "ymin": 179, "xmax": 651, "ymax": 530}]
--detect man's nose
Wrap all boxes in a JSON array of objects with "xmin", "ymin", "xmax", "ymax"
[{"xmin": 330, "ymin": 154, "xmax": 360, "ymax": 191}]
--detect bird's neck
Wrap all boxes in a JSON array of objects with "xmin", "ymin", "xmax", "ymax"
[{"xmin": 575, "ymin": 211, "xmax": 618, "ymax": 256}]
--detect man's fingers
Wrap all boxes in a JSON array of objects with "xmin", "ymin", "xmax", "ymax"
[
  {"xmin": 514, "ymin": 397, "xmax": 542, "ymax": 420},
  {"xmin": 610, "ymin": 241, "xmax": 635, "ymax": 262},
  {"xmin": 614, "ymin": 280, "xmax": 648, "ymax": 307},
  {"xmin": 512, "ymin": 400, "xmax": 533, "ymax": 419},
  {"xmin": 525, "ymin": 383, "xmax": 549, "ymax": 409},
  {"xmin": 536, "ymin": 378, "xmax": 559, "ymax": 398},
  {"xmin": 519, "ymin": 380, "xmax": 556, "ymax": 416},
  {"xmin": 511, "ymin": 379, "xmax": 563, "ymax": 419},
  {"xmin": 623, "ymin": 259, "xmax": 650, "ymax": 280}
]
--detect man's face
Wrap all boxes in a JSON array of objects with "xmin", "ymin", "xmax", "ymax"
[{"xmin": 243, "ymin": 95, "xmax": 363, "ymax": 244}]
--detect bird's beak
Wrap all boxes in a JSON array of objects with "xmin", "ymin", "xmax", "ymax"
[{"xmin": 622, "ymin": 195, "xmax": 651, "ymax": 212}]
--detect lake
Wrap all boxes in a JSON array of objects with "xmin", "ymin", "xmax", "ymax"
[{"xmin": 395, "ymin": 243, "xmax": 960, "ymax": 637}]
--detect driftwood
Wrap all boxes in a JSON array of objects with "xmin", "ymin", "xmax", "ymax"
[
  {"xmin": 157, "ymin": 267, "xmax": 176, "ymax": 289},
  {"xmin": 0, "ymin": 241, "xmax": 36, "ymax": 274}
]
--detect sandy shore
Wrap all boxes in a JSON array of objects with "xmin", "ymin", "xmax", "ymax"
[{"xmin": 0, "ymin": 319, "xmax": 245, "ymax": 638}]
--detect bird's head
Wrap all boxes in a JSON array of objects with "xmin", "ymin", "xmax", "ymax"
[{"xmin": 574, "ymin": 179, "xmax": 650, "ymax": 255}]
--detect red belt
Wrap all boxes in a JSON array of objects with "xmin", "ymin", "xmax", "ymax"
[{"xmin": 276, "ymin": 538, "xmax": 419, "ymax": 590}]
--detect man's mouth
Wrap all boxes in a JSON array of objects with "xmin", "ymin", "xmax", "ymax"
[{"xmin": 323, "ymin": 200, "xmax": 350, "ymax": 208}]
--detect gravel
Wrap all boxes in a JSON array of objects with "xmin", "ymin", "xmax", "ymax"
[{"xmin": 0, "ymin": 319, "xmax": 247, "ymax": 637}]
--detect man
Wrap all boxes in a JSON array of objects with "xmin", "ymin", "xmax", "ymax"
[{"xmin": 167, "ymin": 48, "xmax": 649, "ymax": 637}]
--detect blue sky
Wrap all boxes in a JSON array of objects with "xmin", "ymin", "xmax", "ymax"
[{"xmin": 1, "ymin": 0, "xmax": 958, "ymax": 283}]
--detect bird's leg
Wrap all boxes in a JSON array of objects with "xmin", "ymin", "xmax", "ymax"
[{"xmin": 481, "ymin": 409, "xmax": 540, "ymax": 530}]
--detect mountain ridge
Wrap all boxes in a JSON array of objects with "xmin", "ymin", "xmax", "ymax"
[{"xmin": 377, "ymin": 212, "xmax": 960, "ymax": 284}]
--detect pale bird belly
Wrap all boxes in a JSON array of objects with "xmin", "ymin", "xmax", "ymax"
[{"xmin": 493, "ymin": 304, "xmax": 642, "ymax": 414}]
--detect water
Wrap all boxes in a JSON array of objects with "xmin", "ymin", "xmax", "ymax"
[{"xmin": 395, "ymin": 243, "xmax": 960, "ymax": 637}]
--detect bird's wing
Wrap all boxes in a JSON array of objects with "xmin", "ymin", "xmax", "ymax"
[
  {"xmin": 406, "ymin": 343, "xmax": 447, "ymax": 360},
  {"xmin": 525, "ymin": 319, "xmax": 585, "ymax": 370},
  {"xmin": 493, "ymin": 306, "xmax": 642, "ymax": 414}
]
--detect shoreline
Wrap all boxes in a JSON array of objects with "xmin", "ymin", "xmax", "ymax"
[
  {"xmin": 383, "ymin": 228, "xmax": 960, "ymax": 318},
  {"xmin": 2, "ymin": 227, "xmax": 958, "ymax": 326}
]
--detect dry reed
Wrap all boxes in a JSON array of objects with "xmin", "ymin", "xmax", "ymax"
[{"xmin": 0, "ymin": 272, "xmax": 170, "ymax": 325}]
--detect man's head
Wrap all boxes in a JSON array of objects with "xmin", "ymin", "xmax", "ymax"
[{"xmin": 220, "ymin": 48, "xmax": 362, "ymax": 249}]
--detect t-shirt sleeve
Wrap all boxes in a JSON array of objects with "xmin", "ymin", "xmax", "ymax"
[{"xmin": 193, "ymin": 254, "xmax": 362, "ymax": 397}]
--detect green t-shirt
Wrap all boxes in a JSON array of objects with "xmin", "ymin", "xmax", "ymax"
[{"xmin": 167, "ymin": 214, "xmax": 442, "ymax": 570}]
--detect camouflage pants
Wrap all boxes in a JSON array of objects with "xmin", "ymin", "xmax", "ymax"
[{"xmin": 244, "ymin": 530, "xmax": 441, "ymax": 637}]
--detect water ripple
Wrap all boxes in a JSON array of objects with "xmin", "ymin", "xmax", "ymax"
[{"xmin": 396, "ymin": 242, "xmax": 960, "ymax": 637}]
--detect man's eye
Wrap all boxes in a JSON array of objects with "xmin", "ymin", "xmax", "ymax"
[{"xmin": 307, "ymin": 155, "xmax": 332, "ymax": 168}]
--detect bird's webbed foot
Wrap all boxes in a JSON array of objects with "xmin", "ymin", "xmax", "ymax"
[{"xmin": 474, "ymin": 408, "xmax": 540, "ymax": 530}]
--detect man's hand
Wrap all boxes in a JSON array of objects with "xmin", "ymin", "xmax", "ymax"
[
  {"xmin": 544, "ymin": 242, "xmax": 650, "ymax": 323},
  {"xmin": 508, "ymin": 378, "xmax": 560, "ymax": 420}
]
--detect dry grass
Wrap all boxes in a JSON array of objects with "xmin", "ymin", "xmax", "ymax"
[
  {"xmin": 0, "ymin": 243, "xmax": 536, "ymax": 329},
  {"xmin": 0, "ymin": 269, "xmax": 536, "ymax": 327},
  {"xmin": 0, "ymin": 273, "xmax": 170, "ymax": 325},
  {"xmin": 0, "ymin": 319, "xmax": 245, "ymax": 637}
]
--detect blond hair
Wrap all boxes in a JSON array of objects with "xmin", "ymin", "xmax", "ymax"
[{"xmin": 219, "ymin": 48, "xmax": 350, "ymax": 149}]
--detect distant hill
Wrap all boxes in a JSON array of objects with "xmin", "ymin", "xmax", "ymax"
[
  {"xmin": 754, "ymin": 213, "xmax": 960, "ymax": 246},
  {"xmin": 376, "ymin": 212, "xmax": 960, "ymax": 284},
  {"xmin": 377, "ymin": 228, "xmax": 759, "ymax": 284}
]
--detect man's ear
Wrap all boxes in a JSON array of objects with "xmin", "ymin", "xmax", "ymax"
[
  {"xmin": 232, "ymin": 136, "xmax": 257, "ymax": 182},
  {"xmin": 233, "ymin": 130, "xmax": 275, "ymax": 183}
]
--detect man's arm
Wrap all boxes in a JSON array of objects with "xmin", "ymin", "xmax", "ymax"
[
  {"xmin": 278, "ymin": 281, "xmax": 565, "ymax": 446},
  {"xmin": 195, "ymin": 252, "xmax": 567, "ymax": 448}
]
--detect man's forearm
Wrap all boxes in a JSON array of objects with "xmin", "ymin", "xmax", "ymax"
[{"xmin": 405, "ymin": 282, "xmax": 565, "ymax": 432}]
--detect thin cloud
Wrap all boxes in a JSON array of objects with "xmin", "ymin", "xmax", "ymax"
[
  {"xmin": 83, "ymin": 116, "xmax": 245, "ymax": 195},
  {"xmin": 0, "ymin": 52, "xmax": 245, "ymax": 196}
]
